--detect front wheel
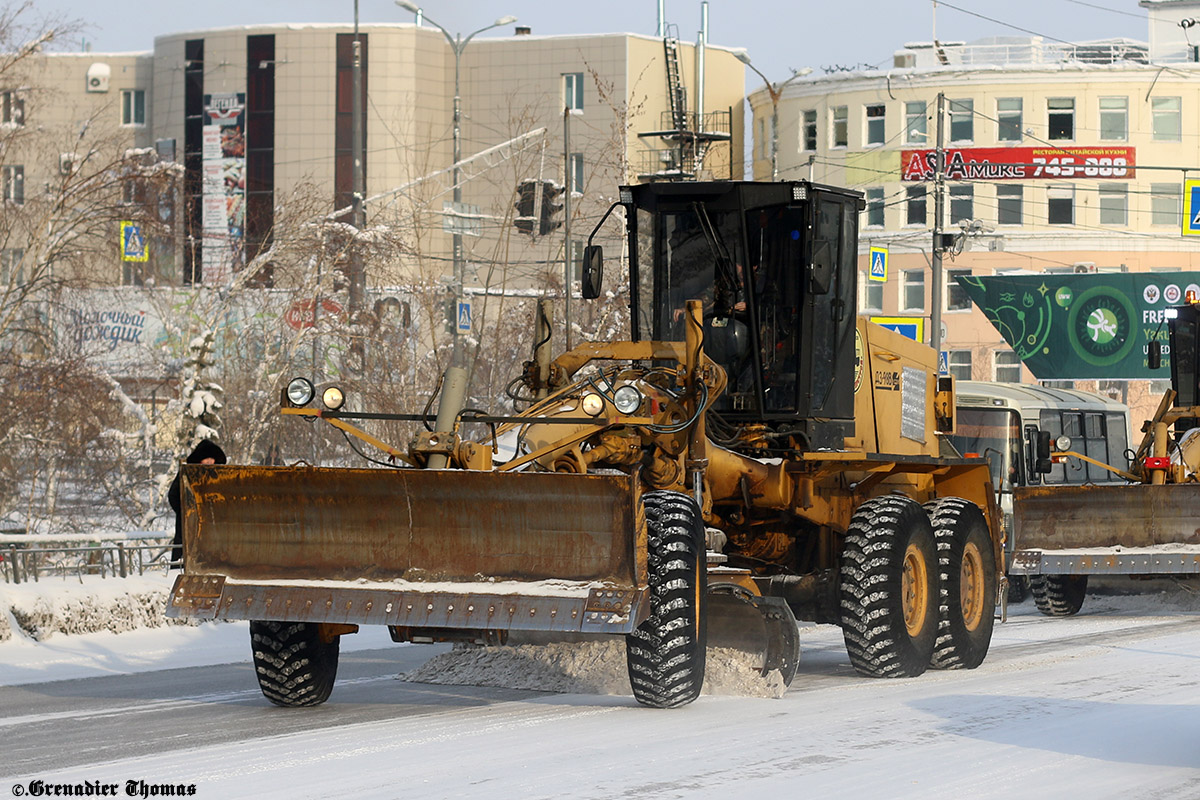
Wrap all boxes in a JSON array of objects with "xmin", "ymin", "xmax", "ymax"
[
  {"xmin": 925, "ymin": 497, "xmax": 997, "ymax": 670},
  {"xmin": 250, "ymin": 620, "xmax": 340, "ymax": 707},
  {"xmin": 1030, "ymin": 574, "xmax": 1088, "ymax": 617},
  {"xmin": 626, "ymin": 490, "xmax": 707, "ymax": 708},
  {"xmin": 840, "ymin": 495, "xmax": 938, "ymax": 678}
]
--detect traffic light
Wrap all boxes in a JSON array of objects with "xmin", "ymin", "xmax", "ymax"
[
  {"xmin": 514, "ymin": 179, "xmax": 537, "ymax": 236},
  {"xmin": 539, "ymin": 180, "xmax": 564, "ymax": 236}
]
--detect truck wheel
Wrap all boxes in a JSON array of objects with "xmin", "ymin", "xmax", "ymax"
[
  {"xmin": 626, "ymin": 490, "xmax": 707, "ymax": 708},
  {"xmin": 1007, "ymin": 574, "xmax": 1029, "ymax": 604},
  {"xmin": 1030, "ymin": 575, "xmax": 1088, "ymax": 617},
  {"xmin": 840, "ymin": 495, "xmax": 938, "ymax": 678},
  {"xmin": 924, "ymin": 498, "xmax": 997, "ymax": 670},
  {"xmin": 250, "ymin": 620, "xmax": 340, "ymax": 707}
]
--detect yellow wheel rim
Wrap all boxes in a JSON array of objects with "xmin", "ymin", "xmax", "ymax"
[
  {"xmin": 960, "ymin": 541, "xmax": 986, "ymax": 632},
  {"xmin": 902, "ymin": 543, "xmax": 930, "ymax": 636}
]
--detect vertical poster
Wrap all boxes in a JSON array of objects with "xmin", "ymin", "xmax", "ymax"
[{"xmin": 201, "ymin": 92, "xmax": 246, "ymax": 286}]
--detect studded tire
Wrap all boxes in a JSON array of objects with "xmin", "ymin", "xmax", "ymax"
[
  {"xmin": 924, "ymin": 497, "xmax": 997, "ymax": 670},
  {"xmin": 1030, "ymin": 574, "xmax": 1088, "ymax": 617},
  {"xmin": 626, "ymin": 490, "xmax": 707, "ymax": 708},
  {"xmin": 250, "ymin": 620, "xmax": 340, "ymax": 707},
  {"xmin": 840, "ymin": 495, "xmax": 938, "ymax": 678}
]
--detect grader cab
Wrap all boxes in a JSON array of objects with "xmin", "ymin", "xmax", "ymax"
[{"xmin": 168, "ymin": 181, "xmax": 1001, "ymax": 709}]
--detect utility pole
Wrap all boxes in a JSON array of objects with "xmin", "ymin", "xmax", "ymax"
[
  {"xmin": 349, "ymin": 3, "xmax": 367, "ymax": 371},
  {"xmin": 931, "ymin": 92, "xmax": 946, "ymax": 354},
  {"xmin": 563, "ymin": 106, "xmax": 573, "ymax": 352}
]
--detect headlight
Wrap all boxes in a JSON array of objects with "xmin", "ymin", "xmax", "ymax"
[
  {"xmin": 1055, "ymin": 435, "xmax": 1072, "ymax": 453},
  {"xmin": 581, "ymin": 392, "xmax": 605, "ymax": 416},
  {"xmin": 286, "ymin": 377, "xmax": 315, "ymax": 406},
  {"xmin": 613, "ymin": 385, "xmax": 643, "ymax": 415},
  {"xmin": 322, "ymin": 386, "xmax": 345, "ymax": 411}
]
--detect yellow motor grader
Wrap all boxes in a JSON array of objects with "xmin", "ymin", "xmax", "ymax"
[{"xmin": 167, "ymin": 181, "xmax": 1001, "ymax": 709}]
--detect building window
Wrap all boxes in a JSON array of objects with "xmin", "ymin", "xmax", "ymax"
[
  {"xmin": 121, "ymin": 89, "xmax": 145, "ymax": 126},
  {"xmin": 1048, "ymin": 98, "xmax": 1074, "ymax": 140},
  {"xmin": 860, "ymin": 271, "xmax": 883, "ymax": 313},
  {"xmin": 569, "ymin": 152, "xmax": 584, "ymax": 194},
  {"xmin": 997, "ymin": 184, "xmax": 1022, "ymax": 225},
  {"xmin": 1099, "ymin": 97, "xmax": 1127, "ymax": 141},
  {"xmin": 906, "ymin": 185, "xmax": 926, "ymax": 226},
  {"xmin": 947, "ymin": 350, "xmax": 972, "ymax": 381},
  {"xmin": 802, "ymin": 109, "xmax": 817, "ymax": 151},
  {"xmin": 865, "ymin": 104, "xmax": 885, "ymax": 146},
  {"xmin": 997, "ymin": 98, "xmax": 1022, "ymax": 141},
  {"xmin": 903, "ymin": 269, "xmax": 925, "ymax": 312},
  {"xmin": 2, "ymin": 165, "xmax": 23, "ymax": 204},
  {"xmin": 950, "ymin": 185, "xmax": 973, "ymax": 223},
  {"xmin": 831, "ymin": 106, "xmax": 848, "ymax": 148},
  {"xmin": 1048, "ymin": 184, "xmax": 1074, "ymax": 225},
  {"xmin": 1099, "ymin": 184, "xmax": 1127, "ymax": 226},
  {"xmin": 563, "ymin": 73, "xmax": 584, "ymax": 111},
  {"xmin": 0, "ymin": 248, "xmax": 23, "ymax": 284},
  {"xmin": 995, "ymin": 350, "xmax": 1022, "ymax": 382},
  {"xmin": 947, "ymin": 268, "xmax": 972, "ymax": 311},
  {"xmin": 1, "ymin": 90, "xmax": 24, "ymax": 126},
  {"xmin": 865, "ymin": 187, "xmax": 884, "ymax": 227},
  {"xmin": 1151, "ymin": 182, "xmax": 1182, "ymax": 226},
  {"xmin": 949, "ymin": 98, "xmax": 973, "ymax": 143},
  {"xmin": 905, "ymin": 101, "xmax": 927, "ymax": 144},
  {"xmin": 1152, "ymin": 96, "xmax": 1181, "ymax": 141}
]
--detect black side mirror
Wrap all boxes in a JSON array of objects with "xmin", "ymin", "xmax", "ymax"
[
  {"xmin": 1148, "ymin": 340, "xmax": 1162, "ymax": 370},
  {"xmin": 1035, "ymin": 430, "xmax": 1052, "ymax": 474},
  {"xmin": 581, "ymin": 245, "xmax": 603, "ymax": 299}
]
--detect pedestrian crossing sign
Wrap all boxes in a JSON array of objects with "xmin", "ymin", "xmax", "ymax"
[
  {"xmin": 869, "ymin": 246, "xmax": 888, "ymax": 282},
  {"xmin": 1184, "ymin": 179, "xmax": 1200, "ymax": 237},
  {"xmin": 120, "ymin": 221, "xmax": 148, "ymax": 262},
  {"xmin": 456, "ymin": 300, "xmax": 472, "ymax": 334}
]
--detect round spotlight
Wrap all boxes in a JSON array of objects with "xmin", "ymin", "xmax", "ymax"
[
  {"xmin": 581, "ymin": 392, "xmax": 605, "ymax": 416},
  {"xmin": 1055, "ymin": 435, "xmax": 1072, "ymax": 453},
  {"xmin": 286, "ymin": 377, "xmax": 315, "ymax": 406},
  {"xmin": 322, "ymin": 386, "xmax": 346, "ymax": 411},
  {"xmin": 613, "ymin": 385, "xmax": 643, "ymax": 415}
]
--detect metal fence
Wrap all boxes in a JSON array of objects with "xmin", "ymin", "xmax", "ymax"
[{"xmin": 1, "ymin": 541, "xmax": 174, "ymax": 584}]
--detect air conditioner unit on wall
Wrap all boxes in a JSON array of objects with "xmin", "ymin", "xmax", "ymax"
[
  {"xmin": 86, "ymin": 63, "xmax": 110, "ymax": 93},
  {"xmin": 1073, "ymin": 262, "xmax": 1096, "ymax": 273}
]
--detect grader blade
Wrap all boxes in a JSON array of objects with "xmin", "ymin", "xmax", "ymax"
[
  {"xmin": 167, "ymin": 465, "xmax": 650, "ymax": 635},
  {"xmin": 706, "ymin": 589, "xmax": 801, "ymax": 686}
]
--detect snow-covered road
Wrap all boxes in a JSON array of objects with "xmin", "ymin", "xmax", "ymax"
[{"xmin": 2, "ymin": 589, "xmax": 1199, "ymax": 799}]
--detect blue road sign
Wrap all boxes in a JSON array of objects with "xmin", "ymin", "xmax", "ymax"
[
  {"xmin": 869, "ymin": 246, "xmax": 888, "ymax": 282},
  {"xmin": 456, "ymin": 300, "xmax": 472, "ymax": 334},
  {"xmin": 1185, "ymin": 179, "xmax": 1200, "ymax": 237},
  {"xmin": 121, "ymin": 221, "xmax": 148, "ymax": 262},
  {"xmin": 938, "ymin": 350, "xmax": 949, "ymax": 375}
]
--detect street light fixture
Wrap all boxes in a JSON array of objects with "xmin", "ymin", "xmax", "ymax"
[
  {"xmin": 735, "ymin": 52, "xmax": 812, "ymax": 181},
  {"xmin": 395, "ymin": 1, "xmax": 517, "ymax": 468}
]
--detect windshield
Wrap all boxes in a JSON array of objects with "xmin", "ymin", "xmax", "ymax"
[{"xmin": 949, "ymin": 407, "xmax": 1023, "ymax": 491}]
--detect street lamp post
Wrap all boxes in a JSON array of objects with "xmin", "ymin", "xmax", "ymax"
[
  {"xmin": 735, "ymin": 53, "xmax": 811, "ymax": 181},
  {"xmin": 395, "ymin": 2, "xmax": 516, "ymax": 467}
]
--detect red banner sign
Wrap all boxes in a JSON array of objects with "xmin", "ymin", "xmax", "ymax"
[
  {"xmin": 901, "ymin": 146, "xmax": 1136, "ymax": 181},
  {"xmin": 284, "ymin": 298, "xmax": 343, "ymax": 330}
]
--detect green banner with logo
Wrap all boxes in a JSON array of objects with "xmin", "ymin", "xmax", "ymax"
[{"xmin": 956, "ymin": 272, "xmax": 1200, "ymax": 379}]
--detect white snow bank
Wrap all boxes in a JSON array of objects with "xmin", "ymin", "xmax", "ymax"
[{"xmin": 0, "ymin": 573, "xmax": 189, "ymax": 642}]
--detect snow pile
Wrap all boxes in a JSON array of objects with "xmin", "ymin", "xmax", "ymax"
[
  {"xmin": 0, "ymin": 574, "xmax": 193, "ymax": 641},
  {"xmin": 400, "ymin": 640, "xmax": 787, "ymax": 699}
]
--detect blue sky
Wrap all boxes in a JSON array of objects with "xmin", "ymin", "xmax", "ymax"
[{"xmin": 42, "ymin": 0, "xmax": 1151, "ymax": 87}]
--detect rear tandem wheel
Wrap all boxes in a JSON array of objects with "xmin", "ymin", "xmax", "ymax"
[
  {"xmin": 626, "ymin": 490, "xmax": 707, "ymax": 708},
  {"xmin": 924, "ymin": 497, "xmax": 997, "ymax": 670},
  {"xmin": 839, "ymin": 495, "xmax": 939, "ymax": 678},
  {"xmin": 249, "ymin": 620, "xmax": 341, "ymax": 707}
]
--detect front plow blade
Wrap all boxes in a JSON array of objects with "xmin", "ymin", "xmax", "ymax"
[
  {"xmin": 168, "ymin": 465, "xmax": 648, "ymax": 635},
  {"xmin": 1014, "ymin": 484, "xmax": 1200, "ymax": 550}
]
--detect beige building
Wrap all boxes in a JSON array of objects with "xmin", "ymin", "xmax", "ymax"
[
  {"xmin": 745, "ymin": 0, "xmax": 1200, "ymax": 424},
  {"xmin": 143, "ymin": 23, "xmax": 746, "ymax": 292}
]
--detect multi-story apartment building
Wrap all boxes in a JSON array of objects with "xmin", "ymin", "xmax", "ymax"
[{"xmin": 745, "ymin": 0, "xmax": 1200, "ymax": 423}]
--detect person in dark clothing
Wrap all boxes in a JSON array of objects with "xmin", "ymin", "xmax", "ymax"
[{"xmin": 168, "ymin": 439, "xmax": 226, "ymax": 568}]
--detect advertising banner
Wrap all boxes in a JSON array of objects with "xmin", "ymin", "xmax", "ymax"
[
  {"xmin": 201, "ymin": 92, "xmax": 246, "ymax": 286},
  {"xmin": 955, "ymin": 272, "xmax": 1200, "ymax": 379},
  {"xmin": 901, "ymin": 146, "xmax": 1135, "ymax": 182}
]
